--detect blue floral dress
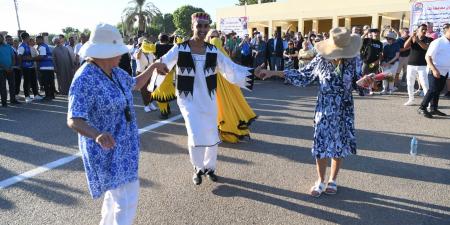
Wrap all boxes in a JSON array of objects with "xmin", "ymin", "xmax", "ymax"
[
  {"xmin": 68, "ymin": 63, "xmax": 139, "ymax": 198},
  {"xmin": 284, "ymin": 55, "xmax": 357, "ymax": 159}
]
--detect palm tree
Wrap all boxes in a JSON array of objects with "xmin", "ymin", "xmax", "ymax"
[{"xmin": 123, "ymin": 0, "xmax": 160, "ymax": 35}]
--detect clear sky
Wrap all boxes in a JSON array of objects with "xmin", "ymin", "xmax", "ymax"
[{"xmin": 0, "ymin": 0, "xmax": 238, "ymax": 36}]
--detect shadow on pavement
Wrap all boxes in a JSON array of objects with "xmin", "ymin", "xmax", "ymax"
[
  {"xmin": 140, "ymin": 130, "xmax": 253, "ymax": 166},
  {"xmin": 0, "ymin": 193, "xmax": 15, "ymax": 210},
  {"xmin": 0, "ymin": 138, "xmax": 82, "ymax": 178},
  {"xmin": 357, "ymin": 129, "xmax": 450, "ymax": 160},
  {"xmin": 223, "ymin": 135, "xmax": 450, "ymax": 185},
  {"xmin": 213, "ymin": 177, "xmax": 450, "ymax": 225}
]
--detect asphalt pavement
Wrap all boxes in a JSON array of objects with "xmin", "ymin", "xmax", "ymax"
[{"xmin": 0, "ymin": 80, "xmax": 449, "ymax": 225}]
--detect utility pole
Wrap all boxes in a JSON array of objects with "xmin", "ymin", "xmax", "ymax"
[
  {"xmin": 14, "ymin": 0, "xmax": 21, "ymax": 30},
  {"xmin": 121, "ymin": 16, "xmax": 126, "ymax": 37}
]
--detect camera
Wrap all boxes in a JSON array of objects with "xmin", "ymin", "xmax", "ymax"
[{"xmin": 124, "ymin": 106, "xmax": 132, "ymax": 122}]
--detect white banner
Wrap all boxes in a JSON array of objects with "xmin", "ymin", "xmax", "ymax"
[
  {"xmin": 410, "ymin": 0, "xmax": 450, "ymax": 36},
  {"xmin": 219, "ymin": 17, "xmax": 248, "ymax": 36}
]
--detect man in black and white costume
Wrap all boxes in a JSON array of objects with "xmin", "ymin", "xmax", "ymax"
[{"xmin": 158, "ymin": 12, "xmax": 261, "ymax": 185}]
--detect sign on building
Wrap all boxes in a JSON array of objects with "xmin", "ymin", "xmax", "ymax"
[
  {"xmin": 219, "ymin": 17, "xmax": 248, "ymax": 37},
  {"xmin": 410, "ymin": 0, "xmax": 450, "ymax": 35}
]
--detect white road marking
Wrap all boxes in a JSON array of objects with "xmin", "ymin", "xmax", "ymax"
[
  {"xmin": 0, "ymin": 114, "xmax": 183, "ymax": 189},
  {"xmin": 0, "ymin": 153, "xmax": 82, "ymax": 189}
]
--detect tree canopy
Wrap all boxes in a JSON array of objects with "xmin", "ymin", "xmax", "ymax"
[
  {"xmin": 173, "ymin": 5, "xmax": 205, "ymax": 37},
  {"xmin": 151, "ymin": 13, "xmax": 176, "ymax": 34},
  {"xmin": 62, "ymin": 27, "xmax": 79, "ymax": 36},
  {"xmin": 122, "ymin": 0, "xmax": 160, "ymax": 36},
  {"xmin": 237, "ymin": 0, "xmax": 276, "ymax": 5}
]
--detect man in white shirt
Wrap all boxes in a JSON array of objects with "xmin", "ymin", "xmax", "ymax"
[
  {"xmin": 74, "ymin": 33, "xmax": 88, "ymax": 66},
  {"xmin": 418, "ymin": 23, "xmax": 450, "ymax": 118},
  {"xmin": 65, "ymin": 36, "xmax": 76, "ymax": 64},
  {"xmin": 17, "ymin": 32, "xmax": 42, "ymax": 102}
]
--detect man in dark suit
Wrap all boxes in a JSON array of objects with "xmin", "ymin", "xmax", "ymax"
[{"xmin": 266, "ymin": 31, "xmax": 284, "ymax": 71}]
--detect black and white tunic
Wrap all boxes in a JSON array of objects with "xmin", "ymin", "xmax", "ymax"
[{"xmin": 160, "ymin": 41, "xmax": 254, "ymax": 147}]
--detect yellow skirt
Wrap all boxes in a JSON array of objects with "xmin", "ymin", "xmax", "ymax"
[
  {"xmin": 217, "ymin": 73, "xmax": 257, "ymax": 143},
  {"xmin": 151, "ymin": 70, "xmax": 176, "ymax": 115}
]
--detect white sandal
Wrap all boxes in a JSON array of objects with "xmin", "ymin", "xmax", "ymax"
[
  {"xmin": 310, "ymin": 181, "xmax": 325, "ymax": 198},
  {"xmin": 325, "ymin": 181, "xmax": 338, "ymax": 195}
]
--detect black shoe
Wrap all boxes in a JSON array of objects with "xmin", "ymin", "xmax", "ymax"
[
  {"xmin": 430, "ymin": 109, "xmax": 447, "ymax": 116},
  {"xmin": 43, "ymin": 96, "xmax": 53, "ymax": 101},
  {"xmin": 10, "ymin": 100, "xmax": 21, "ymax": 104},
  {"xmin": 159, "ymin": 114, "xmax": 169, "ymax": 120},
  {"xmin": 358, "ymin": 89, "xmax": 365, "ymax": 96},
  {"xmin": 205, "ymin": 169, "xmax": 218, "ymax": 182},
  {"xmin": 192, "ymin": 170, "xmax": 203, "ymax": 185},
  {"xmin": 444, "ymin": 92, "xmax": 450, "ymax": 98},
  {"xmin": 1, "ymin": 103, "xmax": 7, "ymax": 108},
  {"xmin": 417, "ymin": 108, "xmax": 433, "ymax": 118}
]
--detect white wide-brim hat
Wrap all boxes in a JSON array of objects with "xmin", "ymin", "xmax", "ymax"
[
  {"xmin": 315, "ymin": 27, "xmax": 362, "ymax": 60},
  {"xmin": 78, "ymin": 23, "xmax": 129, "ymax": 59}
]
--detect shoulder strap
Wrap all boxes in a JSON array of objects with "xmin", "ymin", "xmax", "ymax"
[{"xmin": 144, "ymin": 53, "xmax": 149, "ymax": 63}]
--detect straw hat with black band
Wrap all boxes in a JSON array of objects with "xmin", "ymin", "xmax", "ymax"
[{"xmin": 315, "ymin": 27, "xmax": 363, "ymax": 60}]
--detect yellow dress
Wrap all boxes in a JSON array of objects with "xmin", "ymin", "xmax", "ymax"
[
  {"xmin": 210, "ymin": 38, "xmax": 257, "ymax": 143},
  {"xmin": 142, "ymin": 42, "xmax": 176, "ymax": 116}
]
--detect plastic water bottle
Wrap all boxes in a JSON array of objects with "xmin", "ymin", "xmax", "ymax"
[{"xmin": 410, "ymin": 137, "xmax": 418, "ymax": 156}]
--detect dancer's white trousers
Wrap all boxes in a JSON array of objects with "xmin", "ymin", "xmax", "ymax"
[
  {"xmin": 188, "ymin": 145, "xmax": 218, "ymax": 172},
  {"xmin": 406, "ymin": 65, "xmax": 429, "ymax": 101},
  {"xmin": 99, "ymin": 180, "xmax": 139, "ymax": 225}
]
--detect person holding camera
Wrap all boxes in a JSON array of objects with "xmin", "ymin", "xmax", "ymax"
[
  {"xmin": 67, "ymin": 23, "xmax": 167, "ymax": 225},
  {"xmin": 403, "ymin": 24, "xmax": 433, "ymax": 106},
  {"xmin": 380, "ymin": 31, "xmax": 400, "ymax": 94},
  {"xmin": 361, "ymin": 29, "xmax": 383, "ymax": 95}
]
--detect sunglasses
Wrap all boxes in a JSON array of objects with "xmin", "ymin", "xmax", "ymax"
[{"xmin": 196, "ymin": 24, "xmax": 210, "ymax": 29}]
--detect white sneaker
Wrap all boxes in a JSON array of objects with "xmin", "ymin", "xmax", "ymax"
[
  {"xmin": 149, "ymin": 102, "xmax": 158, "ymax": 111},
  {"xmin": 391, "ymin": 87, "xmax": 398, "ymax": 92},
  {"xmin": 368, "ymin": 91, "xmax": 374, "ymax": 96},
  {"xmin": 380, "ymin": 90, "xmax": 388, "ymax": 95},
  {"xmin": 144, "ymin": 105, "xmax": 152, "ymax": 113},
  {"xmin": 25, "ymin": 97, "xmax": 32, "ymax": 103},
  {"xmin": 34, "ymin": 95, "xmax": 43, "ymax": 101},
  {"xmin": 404, "ymin": 100, "xmax": 414, "ymax": 106}
]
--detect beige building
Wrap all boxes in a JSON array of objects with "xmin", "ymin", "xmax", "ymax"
[{"xmin": 216, "ymin": 0, "xmax": 411, "ymax": 37}]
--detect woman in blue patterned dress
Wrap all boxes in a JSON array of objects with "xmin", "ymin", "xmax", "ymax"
[
  {"xmin": 257, "ymin": 27, "xmax": 362, "ymax": 197},
  {"xmin": 67, "ymin": 24, "xmax": 167, "ymax": 225}
]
